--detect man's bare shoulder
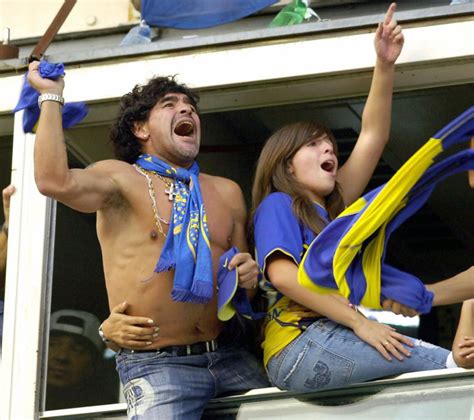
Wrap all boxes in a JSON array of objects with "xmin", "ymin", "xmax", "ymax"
[
  {"xmin": 200, "ymin": 173, "xmax": 246, "ymax": 222},
  {"xmin": 84, "ymin": 159, "xmax": 140, "ymax": 186},
  {"xmin": 200, "ymin": 173, "xmax": 243, "ymax": 199},
  {"xmin": 85, "ymin": 159, "xmax": 133, "ymax": 174}
]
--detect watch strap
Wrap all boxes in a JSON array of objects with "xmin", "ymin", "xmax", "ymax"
[
  {"xmin": 98, "ymin": 323, "xmax": 112, "ymax": 344},
  {"xmin": 38, "ymin": 93, "xmax": 65, "ymax": 108}
]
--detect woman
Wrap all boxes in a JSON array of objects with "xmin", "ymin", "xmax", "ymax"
[
  {"xmin": 252, "ymin": 120, "xmax": 473, "ymax": 392},
  {"xmin": 251, "ymin": 3, "xmax": 473, "ymax": 392}
]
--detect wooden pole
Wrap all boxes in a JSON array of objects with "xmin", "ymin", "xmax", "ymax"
[{"xmin": 29, "ymin": 0, "xmax": 77, "ymax": 62}]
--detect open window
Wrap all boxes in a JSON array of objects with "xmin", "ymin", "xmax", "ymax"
[{"xmin": 36, "ymin": 81, "xmax": 473, "ymax": 418}]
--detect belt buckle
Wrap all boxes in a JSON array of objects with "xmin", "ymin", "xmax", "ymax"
[{"xmin": 186, "ymin": 344, "xmax": 192, "ymax": 356}]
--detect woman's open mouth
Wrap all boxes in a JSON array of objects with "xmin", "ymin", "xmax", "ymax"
[{"xmin": 320, "ymin": 159, "xmax": 336, "ymax": 175}]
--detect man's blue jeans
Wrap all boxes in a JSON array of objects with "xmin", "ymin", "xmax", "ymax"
[
  {"xmin": 267, "ymin": 318, "xmax": 450, "ymax": 393},
  {"xmin": 116, "ymin": 344, "xmax": 270, "ymax": 419}
]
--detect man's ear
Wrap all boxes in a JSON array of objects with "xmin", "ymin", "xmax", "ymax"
[{"xmin": 133, "ymin": 122, "xmax": 150, "ymax": 144}]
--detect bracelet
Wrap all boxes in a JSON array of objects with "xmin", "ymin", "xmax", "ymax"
[
  {"xmin": 1, "ymin": 223, "xmax": 7, "ymax": 237},
  {"xmin": 98, "ymin": 323, "xmax": 113, "ymax": 344},
  {"xmin": 38, "ymin": 93, "xmax": 65, "ymax": 108}
]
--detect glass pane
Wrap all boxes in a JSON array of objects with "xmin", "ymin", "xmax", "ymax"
[
  {"xmin": 45, "ymin": 201, "xmax": 120, "ymax": 410},
  {"xmin": 0, "ymin": 135, "xmax": 13, "ymax": 363}
]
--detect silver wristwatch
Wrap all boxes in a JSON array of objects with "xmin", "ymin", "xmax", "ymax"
[
  {"xmin": 98, "ymin": 323, "xmax": 112, "ymax": 344},
  {"xmin": 38, "ymin": 93, "xmax": 65, "ymax": 108}
]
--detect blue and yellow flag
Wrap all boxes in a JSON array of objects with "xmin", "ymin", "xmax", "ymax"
[{"xmin": 298, "ymin": 107, "xmax": 474, "ymax": 314}]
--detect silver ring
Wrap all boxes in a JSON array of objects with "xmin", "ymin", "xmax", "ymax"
[{"xmin": 383, "ymin": 341, "xmax": 389, "ymax": 346}]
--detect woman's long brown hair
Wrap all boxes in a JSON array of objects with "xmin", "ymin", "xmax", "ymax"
[{"xmin": 251, "ymin": 121, "xmax": 346, "ymax": 235}]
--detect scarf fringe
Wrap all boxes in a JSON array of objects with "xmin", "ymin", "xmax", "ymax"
[
  {"xmin": 171, "ymin": 288, "xmax": 211, "ymax": 304},
  {"xmin": 190, "ymin": 280, "xmax": 214, "ymax": 301},
  {"xmin": 155, "ymin": 260, "xmax": 175, "ymax": 273}
]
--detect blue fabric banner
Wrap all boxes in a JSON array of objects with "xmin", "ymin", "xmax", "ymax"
[{"xmin": 141, "ymin": 0, "xmax": 277, "ymax": 29}]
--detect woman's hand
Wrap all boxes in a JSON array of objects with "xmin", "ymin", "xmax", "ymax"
[
  {"xmin": 353, "ymin": 317, "xmax": 413, "ymax": 361},
  {"xmin": 374, "ymin": 2, "xmax": 404, "ymax": 65},
  {"xmin": 101, "ymin": 301, "xmax": 160, "ymax": 349},
  {"xmin": 457, "ymin": 336, "xmax": 474, "ymax": 367},
  {"xmin": 453, "ymin": 299, "xmax": 474, "ymax": 368}
]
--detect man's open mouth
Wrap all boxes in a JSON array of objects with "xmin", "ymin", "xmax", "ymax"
[{"xmin": 174, "ymin": 120, "xmax": 194, "ymax": 137}]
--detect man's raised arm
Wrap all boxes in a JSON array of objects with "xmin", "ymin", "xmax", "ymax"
[{"xmin": 28, "ymin": 61, "xmax": 118, "ymax": 213}]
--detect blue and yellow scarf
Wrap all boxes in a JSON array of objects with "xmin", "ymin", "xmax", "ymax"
[{"xmin": 135, "ymin": 155, "xmax": 213, "ymax": 304}]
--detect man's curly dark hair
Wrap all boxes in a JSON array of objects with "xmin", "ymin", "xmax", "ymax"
[{"xmin": 110, "ymin": 76, "xmax": 200, "ymax": 163}]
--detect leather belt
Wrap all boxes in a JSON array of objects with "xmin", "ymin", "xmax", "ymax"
[{"xmin": 125, "ymin": 339, "xmax": 218, "ymax": 356}]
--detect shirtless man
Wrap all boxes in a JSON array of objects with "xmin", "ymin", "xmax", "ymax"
[{"xmin": 28, "ymin": 65, "xmax": 269, "ymax": 419}]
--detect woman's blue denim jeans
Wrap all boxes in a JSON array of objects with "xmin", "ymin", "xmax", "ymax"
[
  {"xmin": 116, "ymin": 344, "xmax": 270, "ymax": 419},
  {"xmin": 267, "ymin": 318, "xmax": 450, "ymax": 392}
]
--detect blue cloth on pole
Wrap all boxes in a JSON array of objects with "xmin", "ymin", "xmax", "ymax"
[
  {"xmin": 13, "ymin": 61, "xmax": 88, "ymax": 133},
  {"xmin": 135, "ymin": 155, "xmax": 213, "ymax": 304},
  {"xmin": 298, "ymin": 107, "xmax": 474, "ymax": 314},
  {"xmin": 141, "ymin": 0, "xmax": 278, "ymax": 29}
]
